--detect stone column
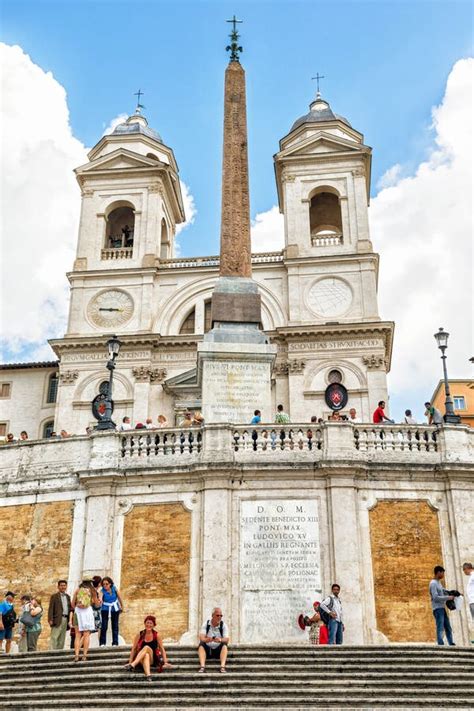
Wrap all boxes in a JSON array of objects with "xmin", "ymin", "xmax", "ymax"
[{"xmin": 82, "ymin": 484, "xmax": 116, "ymax": 578}]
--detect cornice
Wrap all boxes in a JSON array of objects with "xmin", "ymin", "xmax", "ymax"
[{"xmin": 48, "ymin": 333, "xmax": 203, "ymax": 355}]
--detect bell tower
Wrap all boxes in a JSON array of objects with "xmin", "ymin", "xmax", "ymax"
[{"xmin": 66, "ymin": 107, "xmax": 185, "ymax": 337}]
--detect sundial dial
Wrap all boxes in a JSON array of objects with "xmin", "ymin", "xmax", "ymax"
[{"xmin": 307, "ymin": 278, "xmax": 352, "ymax": 317}]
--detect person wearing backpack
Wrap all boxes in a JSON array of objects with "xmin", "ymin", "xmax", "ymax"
[
  {"xmin": 320, "ymin": 583, "xmax": 344, "ymax": 645},
  {"xmin": 198, "ymin": 607, "xmax": 229, "ymax": 673},
  {"xmin": 99, "ymin": 576, "xmax": 125, "ymax": 646},
  {"xmin": 0, "ymin": 591, "xmax": 17, "ymax": 654}
]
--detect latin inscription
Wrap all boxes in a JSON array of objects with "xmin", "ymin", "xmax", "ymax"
[
  {"xmin": 202, "ymin": 360, "xmax": 270, "ymax": 423},
  {"xmin": 288, "ymin": 338, "xmax": 383, "ymax": 352},
  {"xmin": 240, "ymin": 499, "xmax": 321, "ymax": 643}
]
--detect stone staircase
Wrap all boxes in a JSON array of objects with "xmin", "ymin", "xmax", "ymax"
[{"xmin": 0, "ymin": 644, "xmax": 473, "ymax": 709}]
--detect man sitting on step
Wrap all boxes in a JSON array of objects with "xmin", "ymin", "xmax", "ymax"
[{"xmin": 198, "ymin": 607, "xmax": 229, "ymax": 673}]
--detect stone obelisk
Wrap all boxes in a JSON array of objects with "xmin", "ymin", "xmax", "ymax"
[{"xmin": 197, "ymin": 20, "xmax": 276, "ymax": 424}]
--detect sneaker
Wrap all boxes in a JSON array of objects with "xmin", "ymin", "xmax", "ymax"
[{"xmin": 198, "ymin": 667, "xmax": 205, "ymax": 673}]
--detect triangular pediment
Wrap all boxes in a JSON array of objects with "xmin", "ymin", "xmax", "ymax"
[
  {"xmin": 163, "ymin": 368, "xmax": 198, "ymax": 390},
  {"xmin": 76, "ymin": 148, "xmax": 166, "ymax": 175},
  {"xmin": 279, "ymin": 131, "xmax": 366, "ymax": 160}
]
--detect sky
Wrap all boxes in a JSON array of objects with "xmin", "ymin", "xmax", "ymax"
[{"xmin": 0, "ymin": 0, "xmax": 473, "ymax": 422}]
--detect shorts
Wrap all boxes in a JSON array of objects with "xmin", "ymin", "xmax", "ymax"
[
  {"xmin": 0, "ymin": 627, "xmax": 13, "ymax": 640},
  {"xmin": 199, "ymin": 641, "xmax": 226, "ymax": 659}
]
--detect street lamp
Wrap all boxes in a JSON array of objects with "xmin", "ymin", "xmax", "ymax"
[
  {"xmin": 433, "ymin": 327, "xmax": 461, "ymax": 425},
  {"xmin": 93, "ymin": 335, "xmax": 122, "ymax": 430}
]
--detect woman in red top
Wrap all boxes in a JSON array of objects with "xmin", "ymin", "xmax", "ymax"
[{"xmin": 124, "ymin": 615, "xmax": 171, "ymax": 680}]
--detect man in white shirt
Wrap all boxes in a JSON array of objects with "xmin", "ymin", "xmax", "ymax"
[
  {"xmin": 348, "ymin": 408, "xmax": 361, "ymax": 424},
  {"xmin": 462, "ymin": 562, "xmax": 474, "ymax": 622},
  {"xmin": 198, "ymin": 607, "xmax": 229, "ymax": 673},
  {"xmin": 118, "ymin": 416, "xmax": 132, "ymax": 432},
  {"xmin": 320, "ymin": 583, "xmax": 344, "ymax": 645}
]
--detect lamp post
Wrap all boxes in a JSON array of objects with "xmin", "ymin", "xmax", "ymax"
[
  {"xmin": 434, "ymin": 327, "xmax": 461, "ymax": 425},
  {"xmin": 93, "ymin": 335, "xmax": 122, "ymax": 431}
]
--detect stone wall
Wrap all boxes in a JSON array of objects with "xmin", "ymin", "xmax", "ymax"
[
  {"xmin": 369, "ymin": 500, "xmax": 443, "ymax": 642},
  {"xmin": 0, "ymin": 501, "xmax": 74, "ymax": 649},
  {"xmin": 120, "ymin": 503, "xmax": 191, "ymax": 644}
]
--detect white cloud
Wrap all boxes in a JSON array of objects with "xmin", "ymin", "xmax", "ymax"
[
  {"xmin": 251, "ymin": 205, "xmax": 285, "ymax": 252},
  {"xmin": 377, "ymin": 163, "xmax": 402, "ymax": 190},
  {"xmin": 102, "ymin": 113, "xmax": 128, "ymax": 136},
  {"xmin": 174, "ymin": 181, "xmax": 197, "ymax": 256},
  {"xmin": 370, "ymin": 57, "xmax": 473, "ymax": 400},
  {"xmin": 0, "ymin": 43, "xmax": 88, "ymax": 357}
]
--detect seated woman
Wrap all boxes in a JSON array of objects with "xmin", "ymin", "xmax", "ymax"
[{"xmin": 124, "ymin": 615, "xmax": 171, "ymax": 681}]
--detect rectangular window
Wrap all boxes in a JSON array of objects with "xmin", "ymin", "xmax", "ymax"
[
  {"xmin": 0, "ymin": 422, "xmax": 7, "ymax": 437},
  {"xmin": 47, "ymin": 373, "xmax": 59, "ymax": 404},
  {"xmin": 453, "ymin": 396, "xmax": 466, "ymax": 410},
  {"xmin": 0, "ymin": 383, "xmax": 11, "ymax": 398}
]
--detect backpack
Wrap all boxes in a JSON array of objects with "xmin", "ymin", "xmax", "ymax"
[
  {"xmin": 206, "ymin": 619, "xmax": 224, "ymax": 638},
  {"xmin": 2, "ymin": 607, "xmax": 17, "ymax": 628},
  {"xmin": 318, "ymin": 597, "xmax": 334, "ymax": 626}
]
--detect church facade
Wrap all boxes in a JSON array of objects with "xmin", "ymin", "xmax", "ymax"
[{"xmin": 2, "ymin": 90, "xmax": 393, "ymax": 437}]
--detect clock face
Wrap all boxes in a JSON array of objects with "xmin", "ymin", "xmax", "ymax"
[
  {"xmin": 307, "ymin": 278, "xmax": 352, "ymax": 317},
  {"xmin": 87, "ymin": 289, "xmax": 134, "ymax": 328}
]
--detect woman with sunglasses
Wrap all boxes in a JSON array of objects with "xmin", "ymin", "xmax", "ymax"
[
  {"xmin": 99, "ymin": 577, "xmax": 124, "ymax": 646},
  {"xmin": 124, "ymin": 615, "xmax": 171, "ymax": 680}
]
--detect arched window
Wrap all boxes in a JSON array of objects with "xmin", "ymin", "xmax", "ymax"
[
  {"xmin": 160, "ymin": 218, "xmax": 170, "ymax": 260},
  {"xmin": 179, "ymin": 308, "xmax": 196, "ymax": 334},
  {"xmin": 46, "ymin": 373, "xmax": 59, "ymax": 404},
  {"xmin": 146, "ymin": 153, "xmax": 159, "ymax": 161},
  {"xmin": 106, "ymin": 205, "xmax": 135, "ymax": 249},
  {"xmin": 204, "ymin": 300, "xmax": 212, "ymax": 333},
  {"xmin": 43, "ymin": 420, "xmax": 55, "ymax": 438},
  {"xmin": 309, "ymin": 190, "xmax": 343, "ymax": 246}
]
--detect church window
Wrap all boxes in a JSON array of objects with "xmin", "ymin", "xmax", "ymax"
[
  {"xmin": 0, "ymin": 422, "xmax": 7, "ymax": 438},
  {"xmin": 46, "ymin": 372, "xmax": 59, "ymax": 403},
  {"xmin": 328, "ymin": 369, "xmax": 342, "ymax": 384},
  {"xmin": 146, "ymin": 153, "xmax": 159, "ymax": 161},
  {"xmin": 43, "ymin": 420, "xmax": 55, "ymax": 438},
  {"xmin": 179, "ymin": 308, "xmax": 196, "ymax": 335},
  {"xmin": 309, "ymin": 190, "xmax": 343, "ymax": 246},
  {"xmin": 106, "ymin": 204, "xmax": 135, "ymax": 250},
  {"xmin": 204, "ymin": 300, "xmax": 212, "ymax": 333},
  {"xmin": 160, "ymin": 219, "xmax": 170, "ymax": 260},
  {"xmin": 0, "ymin": 383, "xmax": 11, "ymax": 398}
]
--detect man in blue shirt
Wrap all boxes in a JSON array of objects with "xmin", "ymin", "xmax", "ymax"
[
  {"xmin": 250, "ymin": 410, "xmax": 261, "ymax": 424},
  {"xmin": 0, "ymin": 591, "xmax": 16, "ymax": 654}
]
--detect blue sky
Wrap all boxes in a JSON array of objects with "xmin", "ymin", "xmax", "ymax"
[{"xmin": 1, "ymin": 0, "xmax": 472, "ymax": 257}]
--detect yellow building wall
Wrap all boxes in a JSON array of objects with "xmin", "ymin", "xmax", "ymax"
[{"xmin": 431, "ymin": 380, "xmax": 474, "ymax": 427}]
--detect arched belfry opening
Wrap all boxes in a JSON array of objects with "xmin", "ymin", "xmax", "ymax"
[
  {"xmin": 309, "ymin": 189, "xmax": 343, "ymax": 246},
  {"xmin": 106, "ymin": 203, "xmax": 135, "ymax": 249},
  {"xmin": 160, "ymin": 218, "xmax": 170, "ymax": 259}
]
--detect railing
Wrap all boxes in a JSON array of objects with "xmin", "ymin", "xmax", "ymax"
[
  {"xmin": 354, "ymin": 425, "xmax": 438, "ymax": 452},
  {"xmin": 160, "ymin": 251, "xmax": 284, "ymax": 269},
  {"xmin": 311, "ymin": 233, "xmax": 343, "ymax": 247},
  {"xmin": 120, "ymin": 428, "xmax": 203, "ymax": 458},
  {"xmin": 232, "ymin": 424, "xmax": 323, "ymax": 454},
  {"xmin": 101, "ymin": 247, "xmax": 133, "ymax": 260}
]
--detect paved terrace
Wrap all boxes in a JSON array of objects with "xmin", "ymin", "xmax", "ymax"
[{"xmin": 0, "ymin": 423, "xmax": 473, "ymax": 493}]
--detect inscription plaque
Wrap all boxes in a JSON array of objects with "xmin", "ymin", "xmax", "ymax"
[
  {"xmin": 201, "ymin": 359, "xmax": 271, "ymax": 423},
  {"xmin": 240, "ymin": 499, "xmax": 321, "ymax": 643}
]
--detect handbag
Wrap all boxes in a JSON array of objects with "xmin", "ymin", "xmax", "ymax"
[{"xmin": 20, "ymin": 611, "xmax": 36, "ymax": 628}]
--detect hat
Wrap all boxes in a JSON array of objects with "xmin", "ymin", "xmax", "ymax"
[
  {"xmin": 297, "ymin": 613, "xmax": 306, "ymax": 631},
  {"xmin": 313, "ymin": 600, "xmax": 320, "ymax": 607},
  {"xmin": 5, "ymin": 591, "xmax": 16, "ymax": 598}
]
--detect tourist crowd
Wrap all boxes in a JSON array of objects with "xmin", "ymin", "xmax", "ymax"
[{"xmin": 1, "ymin": 564, "xmax": 472, "ymax": 674}]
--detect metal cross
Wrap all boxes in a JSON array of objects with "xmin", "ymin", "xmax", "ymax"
[
  {"xmin": 134, "ymin": 89, "xmax": 145, "ymax": 110},
  {"xmin": 226, "ymin": 15, "xmax": 243, "ymax": 33},
  {"xmin": 311, "ymin": 73, "xmax": 325, "ymax": 95}
]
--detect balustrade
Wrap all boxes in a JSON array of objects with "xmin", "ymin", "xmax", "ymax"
[
  {"xmin": 160, "ymin": 251, "xmax": 284, "ymax": 269},
  {"xmin": 101, "ymin": 247, "xmax": 133, "ymax": 260},
  {"xmin": 311, "ymin": 233, "xmax": 343, "ymax": 247},
  {"xmin": 232, "ymin": 424, "xmax": 323, "ymax": 454},
  {"xmin": 354, "ymin": 425, "xmax": 438, "ymax": 452},
  {"xmin": 120, "ymin": 428, "xmax": 202, "ymax": 458}
]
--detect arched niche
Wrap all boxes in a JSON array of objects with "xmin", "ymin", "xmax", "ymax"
[
  {"xmin": 160, "ymin": 218, "xmax": 170, "ymax": 260},
  {"xmin": 105, "ymin": 200, "xmax": 135, "ymax": 249},
  {"xmin": 308, "ymin": 186, "xmax": 343, "ymax": 244}
]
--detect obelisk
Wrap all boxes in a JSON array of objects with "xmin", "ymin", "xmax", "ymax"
[{"xmin": 197, "ymin": 19, "xmax": 276, "ymax": 424}]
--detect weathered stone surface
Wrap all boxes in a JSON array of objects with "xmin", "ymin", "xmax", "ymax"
[
  {"xmin": 120, "ymin": 503, "xmax": 191, "ymax": 643},
  {"xmin": 0, "ymin": 501, "xmax": 74, "ymax": 649},
  {"xmin": 369, "ymin": 500, "xmax": 443, "ymax": 642},
  {"xmin": 219, "ymin": 61, "xmax": 251, "ymax": 278}
]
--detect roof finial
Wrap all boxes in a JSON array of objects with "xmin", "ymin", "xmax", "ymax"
[
  {"xmin": 134, "ymin": 88, "xmax": 145, "ymax": 114},
  {"xmin": 226, "ymin": 15, "xmax": 243, "ymax": 62},
  {"xmin": 311, "ymin": 73, "xmax": 325, "ymax": 99}
]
